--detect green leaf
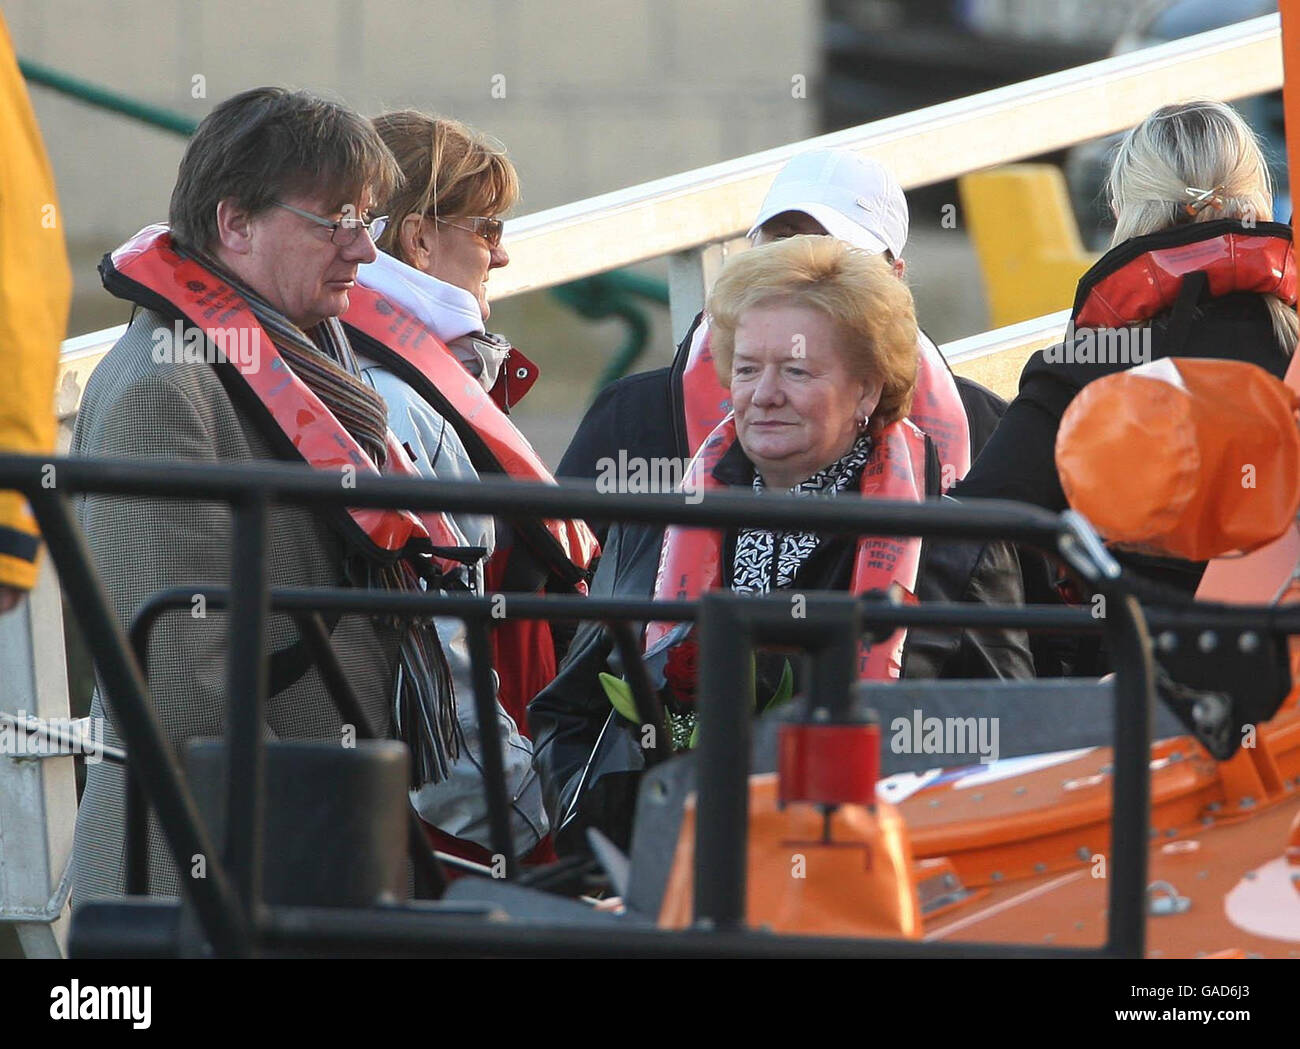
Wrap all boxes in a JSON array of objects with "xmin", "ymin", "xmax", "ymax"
[
  {"xmin": 763, "ymin": 659, "xmax": 795, "ymax": 713},
  {"xmin": 598, "ymin": 672, "xmax": 640, "ymax": 724},
  {"xmin": 688, "ymin": 719, "xmax": 700, "ymax": 749}
]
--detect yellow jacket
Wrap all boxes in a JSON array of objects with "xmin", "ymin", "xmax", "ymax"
[{"xmin": 0, "ymin": 12, "xmax": 71, "ymax": 590}]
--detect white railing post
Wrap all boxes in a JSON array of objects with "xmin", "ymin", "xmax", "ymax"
[{"xmin": 0, "ymin": 557, "xmax": 77, "ymax": 958}]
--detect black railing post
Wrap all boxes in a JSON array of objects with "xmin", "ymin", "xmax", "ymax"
[
  {"xmin": 694, "ymin": 592, "xmax": 752, "ymax": 930},
  {"xmin": 225, "ymin": 495, "xmax": 269, "ymax": 935},
  {"xmin": 1102, "ymin": 591, "xmax": 1155, "ymax": 958}
]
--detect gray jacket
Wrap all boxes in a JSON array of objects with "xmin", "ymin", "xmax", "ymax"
[{"xmin": 71, "ymin": 309, "xmax": 399, "ymax": 901}]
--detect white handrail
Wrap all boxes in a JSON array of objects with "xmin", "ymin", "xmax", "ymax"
[{"xmin": 492, "ymin": 15, "xmax": 1282, "ymax": 297}]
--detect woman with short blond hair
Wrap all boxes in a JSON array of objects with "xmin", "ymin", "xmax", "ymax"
[{"xmin": 530, "ymin": 236, "xmax": 1029, "ymax": 856}]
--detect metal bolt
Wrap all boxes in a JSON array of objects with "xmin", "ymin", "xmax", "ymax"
[
  {"xmin": 1074, "ymin": 920, "xmax": 1085, "ymax": 931},
  {"xmin": 990, "ymin": 871, "xmax": 1003, "ymax": 881},
  {"xmin": 1238, "ymin": 631, "xmax": 1260, "ymax": 654},
  {"xmin": 1164, "ymin": 827, "xmax": 1179, "ymax": 837},
  {"xmin": 1076, "ymin": 846, "xmax": 1091, "ymax": 861},
  {"xmin": 1206, "ymin": 801, "xmax": 1222, "ymax": 812},
  {"xmin": 1014, "ymin": 785, "xmax": 1027, "ymax": 796},
  {"xmin": 928, "ymin": 799, "xmax": 941, "ymax": 808},
  {"xmin": 1198, "ymin": 631, "xmax": 1217, "ymax": 653},
  {"xmin": 1157, "ymin": 631, "xmax": 1178, "ymax": 653},
  {"xmin": 971, "ymin": 792, "xmax": 984, "ymax": 802},
  {"xmin": 1168, "ymin": 751, "xmax": 1183, "ymax": 763},
  {"xmin": 1239, "ymin": 796, "xmax": 1256, "ymax": 809},
  {"xmin": 1034, "ymin": 862, "xmax": 1047, "ymax": 873},
  {"xmin": 812, "ymin": 707, "xmax": 830, "ymax": 722}
]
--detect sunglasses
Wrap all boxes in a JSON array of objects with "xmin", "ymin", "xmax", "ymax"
[{"xmin": 435, "ymin": 215, "xmax": 505, "ymax": 248}]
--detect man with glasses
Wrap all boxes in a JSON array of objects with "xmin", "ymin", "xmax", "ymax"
[{"xmin": 71, "ymin": 88, "xmax": 475, "ymax": 901}]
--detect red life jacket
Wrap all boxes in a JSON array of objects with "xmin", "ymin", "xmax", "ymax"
[
  {"xmin": 647, "ymin": 415, "xmax": 929, "ymax": 681},
  {"xmin": 1074, "ymin": 221, "xmax": 1297, "ymax": 329},
  {"xmin": 100, "ymin": 225, "xmax": 467, "ymax": 573},
  {"xmin": 678, "ymin": 319, "xmax": 970, "ymax": 490},
  {"xmin": 343, "ymin": 282, "xmax": 600, "ymax": 732},
  {"xmin": 343, "ymin": 283, "xmax": 599, "ymax": 586}
]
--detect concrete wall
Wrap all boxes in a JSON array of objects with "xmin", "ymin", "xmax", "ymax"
[
  {"xmin": 5, "ymin": 0, "xmax": 819, "ymax": 325},
  {"xmin": 6, "ymin": 0, "xmax": 819, "ymax": 464}
]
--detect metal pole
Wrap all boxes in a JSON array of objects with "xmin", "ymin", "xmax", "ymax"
[
  {"xmin": 224, "ymin": 496, "xmax": 269, "ymax": 934},
  {"xmin": 1102, "ymin": 591, "xmax": 1154, "ymax": 958},
  {"xmin": 694, "ymin": 593, "xmax": 752, "ymax": 929}
]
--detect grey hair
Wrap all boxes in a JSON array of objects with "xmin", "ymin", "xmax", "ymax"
[{"xmin": 1106, "ymin": 99, "xmax": 1296, "ymax": 355}]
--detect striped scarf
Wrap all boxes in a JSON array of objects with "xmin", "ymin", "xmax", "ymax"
[{"xmin": 177, "ymin": 244, "xmax": 460, "ymax": 786}]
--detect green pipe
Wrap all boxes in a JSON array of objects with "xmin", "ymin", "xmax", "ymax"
[{"xmin": 19, "ymin": 57, "xmax": 199, "ymax": 136}]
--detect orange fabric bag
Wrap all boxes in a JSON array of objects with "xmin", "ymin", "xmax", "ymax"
[{"xmin": 1056, "ymin": 358, "xmax": 1300, "ymax": 561}]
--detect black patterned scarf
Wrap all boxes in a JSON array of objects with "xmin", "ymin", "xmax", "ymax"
[
  {"xmin": 732, "ymin": 432, "xmax": 874, "ymax": 594},
  {"xmin": 176, "ymin": 243, "xmax": 460, "ymax": 787}
]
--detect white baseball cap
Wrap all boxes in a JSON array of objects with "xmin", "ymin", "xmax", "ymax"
[{"xmin": 746, "ymin": 148, "xmax": 909, "ymax": 259}]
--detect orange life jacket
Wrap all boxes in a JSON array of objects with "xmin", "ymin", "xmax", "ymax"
[
  {"xmin": 100, "ymin": 225, "xmax": 466, "ymax": 573},
  {"xmin": 677, "ymin": 319, "xmax": 969, "ymax": 489},
  {"xmin": 647, "ymin": 415, "xmax": 929, "ymax": 681}
]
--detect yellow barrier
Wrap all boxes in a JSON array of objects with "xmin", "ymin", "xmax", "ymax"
[{"xmin": 959, "ymin": 164, "xmax": 1099, "ymax": 329}]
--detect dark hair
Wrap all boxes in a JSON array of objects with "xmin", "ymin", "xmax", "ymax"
[{"xmin": 169, "ymin": 87, "xmax": 402, "ymax": 252}]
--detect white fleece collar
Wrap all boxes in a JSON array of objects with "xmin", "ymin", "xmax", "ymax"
[{"xmin": 357, "ymin": 248, "xmax": 485, "ymax": 343}]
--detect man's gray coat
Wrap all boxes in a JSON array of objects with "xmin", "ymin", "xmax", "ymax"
[{"xmin": 70, "ymin": 309, "xmax": 398, "ymax": 900}]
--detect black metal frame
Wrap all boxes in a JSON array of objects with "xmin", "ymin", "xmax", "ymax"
[{"xmin": 2, "ymin": 451, "xmax": 1291, "ymax": 958}]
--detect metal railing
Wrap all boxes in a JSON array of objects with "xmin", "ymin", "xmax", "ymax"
[{"xmin": 0, "ymin": 450, "xmax": 1170, "ymax": 957}]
